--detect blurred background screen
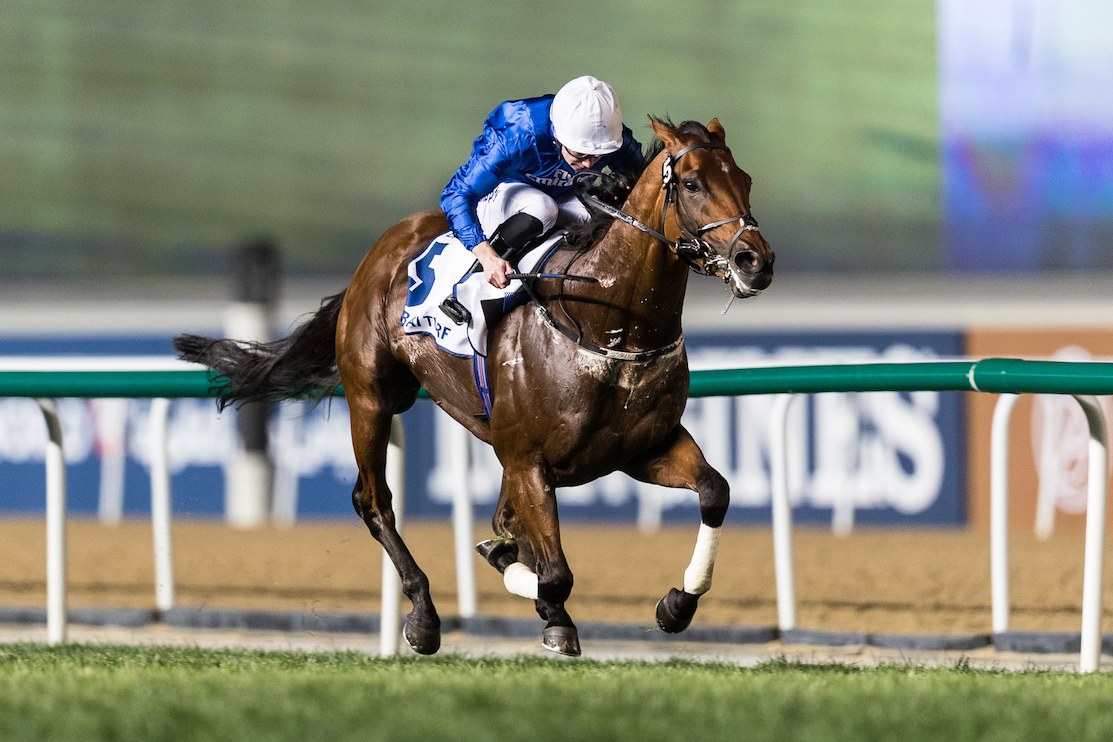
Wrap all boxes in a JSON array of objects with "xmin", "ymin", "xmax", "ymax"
[
  {"xmin": 2, "ymin": 0, "xmax": 953, "ymax": 278},
  {"xmin": 2, "ymin": 1, "xmax": 1109, "ymax": 274}
]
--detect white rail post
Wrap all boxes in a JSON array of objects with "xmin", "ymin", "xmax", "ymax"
[
  {"xmin": 270, "ymin": 402, "xmax": 303, "ymax": 529},
  {"xmin": 149, "ymin": 398, "xmax": 175, "ymax": 611},
  {"xmin": 1074, "ymin": 395, "xmax": 1107, "ymax": 673},
  {"xmin": 770, "ymin": 393, "xmax": 797, "ymax": 632},
  {"xmin": 35, "ymin": 399, "xmax": 67, "ymax": 645},
  {"xmin": 380, "ymin": 415, "xmax": 405, "ymax": 656},
  {"xmin": 449, "ymin": 423, "xmax": 478, "ymax": 618},
  {"xmin": 1034, "ymin": 394, "xmax": 1064, "ymax": 541},
  {"xmin": 93, "ymin": 398, "xmax": 128, "ymax": 526},
  {"xmin": 990, "ymin": 393, "xmax": 1019, "ymax": 634}
]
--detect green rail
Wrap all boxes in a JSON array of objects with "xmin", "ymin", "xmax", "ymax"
[
  {"xmin": 0, "ymin": 370, "xmax": 216, "ymax": 399},
  {"xmin": 4, "ymin": 358, "xmax": 1113, "ymax": 399},
  {"xmin": 688, "ymin": 359, "xmax": 1113, "ymax": 397}
]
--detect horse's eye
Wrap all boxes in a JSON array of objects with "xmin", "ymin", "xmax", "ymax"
[{"xmin": 683, "ymin": 179, "xmax": 700, "ymax": 193}]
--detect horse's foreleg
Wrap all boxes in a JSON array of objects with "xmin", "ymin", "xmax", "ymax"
[
  {"xmin": 496, "ymin": 458, "xmax": 580, "ymax": 656},
  {"xmin": 623, "ymin": 425, "xmax": 729, "ymax": 634},
  {"xmin": 349, "ymin": 396, "xmax": 440, "ymax": 654}
]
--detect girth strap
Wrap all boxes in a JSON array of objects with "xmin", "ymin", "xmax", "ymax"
[{"xmin": 516, "ymin": 270, "xmax": 684, "ymax": 362}]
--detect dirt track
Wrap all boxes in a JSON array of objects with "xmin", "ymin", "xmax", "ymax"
[{"xmin": 1, "ymin": 517, "xmax": 1109, "ymax": 636}]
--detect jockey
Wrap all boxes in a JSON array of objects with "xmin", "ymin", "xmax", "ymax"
[{"xmin": 441, "ymin": 75, "xmax": 643, "ymax": 288}]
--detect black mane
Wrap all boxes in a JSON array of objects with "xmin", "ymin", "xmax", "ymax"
[{"xmin": 561, "ymin": 117, "xmax": 710, "ymax": 249}]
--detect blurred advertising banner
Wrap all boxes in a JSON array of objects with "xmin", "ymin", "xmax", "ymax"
[
  {"xmin": 939, "ymin": 0, "xmax": 1113, "ymax": 271},
  {"xmin": 2, "ymin": 331, "xmax": 966, "ymax": 527},
  {"xmin": 411, "ymin": 331, "xmax": 966, "ymax": 528},
  {"xmin": 966, "ymin": 328, "xmax": 1113, "ymax": 533}
]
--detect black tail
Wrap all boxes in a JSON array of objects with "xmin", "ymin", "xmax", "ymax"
[{"xmin": 174, "ymin": 290, "xmax": 347, "ymax": 410}]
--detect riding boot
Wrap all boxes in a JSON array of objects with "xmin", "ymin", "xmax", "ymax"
[{"xmin": 487, "ymin": 212, "xmax": 545, "ymax": 266}]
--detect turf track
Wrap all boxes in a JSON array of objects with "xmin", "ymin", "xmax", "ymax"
[{"xmin": 1, "ymin": 643, "xmax": 1111, "ymax": 742}]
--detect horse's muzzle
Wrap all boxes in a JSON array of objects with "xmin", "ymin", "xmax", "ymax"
[
  {"xmin": 728, "ymin": 240, "xmax": 774, "ymax": 297},
  {"xmin": 733, "ymin": 248, "xmax": 765, "ymax": 276}
]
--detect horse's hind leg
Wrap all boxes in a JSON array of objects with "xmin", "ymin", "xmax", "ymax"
[
  {"xmin": 623, "ymin": 425, "xmax": 729, "ymax": 634},
  {"xmin": 475, "ymin": 486, "xmax": 521, "ymax": 573},
  {"xmin": 348, "ymin": 392, "xmax": 440, "ymax": 654}
]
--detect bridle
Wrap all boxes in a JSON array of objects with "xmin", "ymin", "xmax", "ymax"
[
  {"xmin": 517, "ymin": 139, "xmax": 759, "ymax": 362},
  {"xmin": 573, "ymin": 141, "xmax": 760, "ymax": 279}
]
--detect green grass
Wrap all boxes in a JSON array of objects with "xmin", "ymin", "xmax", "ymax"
[{"xmin": 0, "ymin": 645, "xmax": 1111, "ymax": 742}]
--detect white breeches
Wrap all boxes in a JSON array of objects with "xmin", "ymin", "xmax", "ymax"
[{"xmin": 476, "ymin": 182, "xmax": 591, "ymax": 240}]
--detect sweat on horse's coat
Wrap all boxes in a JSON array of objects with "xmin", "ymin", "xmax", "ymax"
[{"xmin": 173, "ymin": 116, "xmax": 774, "ymax": 657}]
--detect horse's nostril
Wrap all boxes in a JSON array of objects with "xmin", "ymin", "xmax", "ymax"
[{"xmin": 733, "ymin": 250, "xmax": 763, "ymax": 275}]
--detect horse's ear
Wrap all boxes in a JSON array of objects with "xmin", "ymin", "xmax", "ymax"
[
  {"xmin": 707, "ymin": 118, "xmax": 726, "ymax": 143},
  {"xmin": 649, "ymin": 116, "xmax": 680, "ymax": 150}
]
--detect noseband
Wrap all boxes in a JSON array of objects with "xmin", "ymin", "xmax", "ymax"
[{"xmin": 573, "ymin": 141, "xmax": 759, "ymax": 278}]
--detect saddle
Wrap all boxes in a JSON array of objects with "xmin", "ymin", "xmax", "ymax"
[{"xmin": 400, "ymin": 215, "xmax": 562, "ymax": 420}]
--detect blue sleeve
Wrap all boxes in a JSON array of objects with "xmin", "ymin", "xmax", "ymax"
[
  {"xmin": 440, "ymin": 124, "xmax": 512, "ymax": 250},
  {"xmin": 607, "ymin": 127, "xmax": 644, "ymax": 176}
]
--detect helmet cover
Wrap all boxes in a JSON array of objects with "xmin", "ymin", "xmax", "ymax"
[{"xmin": 551, "ymin": 76, "xmax": 624, "ymax": 155}]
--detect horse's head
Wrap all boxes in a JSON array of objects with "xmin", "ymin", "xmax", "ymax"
[{"xmin": 648, "ymin": 117, "xmax": 774, "ymax": 299}]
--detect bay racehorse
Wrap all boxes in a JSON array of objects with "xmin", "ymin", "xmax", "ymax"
[{"xmin": 175, "ymin": 116, "xmax": 774, "ymax": 656}]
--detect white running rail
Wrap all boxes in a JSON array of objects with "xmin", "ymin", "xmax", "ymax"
[{"xmin": 6, "ymin": 356, "xmax": 1111, "ymax": 672}]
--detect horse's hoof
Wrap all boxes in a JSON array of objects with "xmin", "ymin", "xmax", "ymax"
[
  {"xmin": 476, "ymin": 538, "xmax": 518, "ymax": 574},
  {"xmin": 542, "ymin": 625, "xmax": 581, "ymax": 657},
  {"xmin": 403, "ymin": 618, "xmax": 441, "ymax": 655},
  {"xmin": 655, "ymin": 587, "xmax": 700, "ymax": 634}
]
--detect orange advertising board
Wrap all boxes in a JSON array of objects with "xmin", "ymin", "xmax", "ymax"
[{"xmin": 966, "ymin": 328, "xmax": 1113, "ymax": 532}]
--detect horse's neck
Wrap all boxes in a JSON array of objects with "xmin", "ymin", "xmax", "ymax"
[{"xmin": 574, "ymin": 218, "xmax": 689, "ymax": 350}]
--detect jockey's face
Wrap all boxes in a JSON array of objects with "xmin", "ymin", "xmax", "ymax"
[{"xmin": 559, "ymin": 142, "xmax": 603, "ymax": 171}]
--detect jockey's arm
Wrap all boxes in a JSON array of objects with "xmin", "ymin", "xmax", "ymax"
[
  {"xmin": 441, "ymin": 127, "xmax": 522, "ymax": 288},
  {"xmin": 607, "ymin": 128, "xmax": 644, "ymax": 177}
]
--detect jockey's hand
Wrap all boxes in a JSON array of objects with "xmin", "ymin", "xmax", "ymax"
[{"xmin": 473, "ymin": 241, "xmax": 513, "ymax": 289}]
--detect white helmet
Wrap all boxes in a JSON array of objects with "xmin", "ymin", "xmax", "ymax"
[{"xmin": 550, "ymin": 76, "xmax": 624, "ymax": 155}]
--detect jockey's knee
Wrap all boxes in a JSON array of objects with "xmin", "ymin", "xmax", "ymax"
[
  {"xmin": 480, "ymin": 183, "xmax": 559, "ymax": 235},
  {"xmin": 515, "ymin": 198, "xmax": 558, "ymax": 233},
  {"xmin": 555, "ymin": 194, "xmax": 591, "ymax": 227}
]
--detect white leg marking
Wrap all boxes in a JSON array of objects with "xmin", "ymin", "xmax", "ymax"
[
  {"xmin": 503, "ymin": 562, "xmax": 539, "ymax": 600},
  {"xmin": 683, "ymin": 524, "xmax": 721, "ymax": 595}
]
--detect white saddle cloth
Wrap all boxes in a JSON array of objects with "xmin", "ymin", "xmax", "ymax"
[{"xmin": 400, "ymin": 231, "xmax": 562, "ymax": 357}]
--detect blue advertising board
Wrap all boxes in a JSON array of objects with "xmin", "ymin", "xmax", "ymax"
[{"xmin": 1, "ymin": 329, "xmax": 966, "ymax": 527}]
